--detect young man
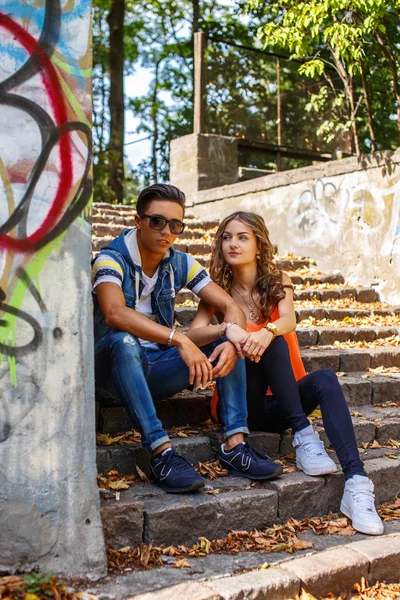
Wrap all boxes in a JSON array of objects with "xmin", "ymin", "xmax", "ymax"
[{"xmin": 93, "ymin": 184, "xmax": 282, "ymax": 493}]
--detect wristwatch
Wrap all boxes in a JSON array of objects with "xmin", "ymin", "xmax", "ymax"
[{"xmin": 264, "ymin": 322, "xmax": 279, "ymax": 338}]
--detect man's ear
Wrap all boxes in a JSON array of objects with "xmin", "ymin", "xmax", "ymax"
[{"xmin": 134, "ymin": 214, "xmax": 141, "ymax": 228}]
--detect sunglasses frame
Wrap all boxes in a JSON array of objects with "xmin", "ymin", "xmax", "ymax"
[{"xmin": 139, "ymin": 213, "xmax": 186, "ymax": 235}]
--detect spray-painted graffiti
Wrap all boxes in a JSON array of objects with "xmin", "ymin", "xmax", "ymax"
[
  {"xmin": 0, "ymin": 0, "xmax": 92, "ymax": 381},
  {"xmin": 290, "ymin": 176, "xmax": 400, "ymax": 254}
]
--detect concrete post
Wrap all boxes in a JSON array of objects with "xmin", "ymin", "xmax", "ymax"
[
  {"xmin": 170, "ymin": 133, "xmax": 238, "ymax": 194},
  {"xmin": 0, "ymin": 2, "xmax": 106, "ymax": 577}
]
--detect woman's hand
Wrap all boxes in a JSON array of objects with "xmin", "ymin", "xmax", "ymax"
[
  {"xmin": 241, "ymin": 329, "xmax": 273, "ymax": 361},
  {"xmin": 224, "ymin": 324, "xmax": 249, "ymax": 357}
]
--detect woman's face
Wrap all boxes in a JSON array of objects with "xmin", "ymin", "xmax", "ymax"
[{"xmin": 222, "ymin": 218, "xmax": 258, "ymax": 267}]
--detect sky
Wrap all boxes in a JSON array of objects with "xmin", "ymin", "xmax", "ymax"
[{"xmin": 124, "ymin": 70, "xmax": 153, "ymax": 169}]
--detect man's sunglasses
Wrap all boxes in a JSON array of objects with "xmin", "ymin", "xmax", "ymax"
[{"xmin": 139, "ymin": 213, "xmax": 186, "ymax": 235}]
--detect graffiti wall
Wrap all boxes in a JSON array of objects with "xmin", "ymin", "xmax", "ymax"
[
  {"xmin": 188, "ymin": 149, "xmax": 400, "ymax": 303},
  {"xmin": 0, "ymin": 0, "xmax": 106, "ymax": 576}
]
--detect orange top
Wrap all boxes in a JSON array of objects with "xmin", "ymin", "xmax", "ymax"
[{"xmin": 209, "ymin": 306, "xmax": 306, "ymax": 421}]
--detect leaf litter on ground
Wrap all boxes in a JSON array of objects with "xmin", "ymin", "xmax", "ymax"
[
  {"xmin": 311, "ymin": 335, "xmax": 400, "ymax": 350},
  {"xmin": 0, "ymin": 572, "xmax": 99, "ymax": 600},
  {"xmin": 106, "ymin": 511, "xmax": 361, "ymax": 572},
  {"xmin": 315, "ymin": 576, "xmax": 400, "ymax": 599},
  {"xmin": 96, "ymin": 420, "xmax": 220, "ymax": 447},
  {"xmin": 107, "ymin": 496, "xmax": 400, "ymax": 573},
  {"xmin": 299, "ymin": 315, "xmax": 400, "ymax": 328}
]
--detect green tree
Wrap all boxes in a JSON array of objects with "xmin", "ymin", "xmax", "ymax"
[
  {"xmin": 248, "ymin": 0, "xmax": 400, "ymax": 154},
  {"xmin": 93, "ymin": 0, "xmax": 143, "ymax": 202}
]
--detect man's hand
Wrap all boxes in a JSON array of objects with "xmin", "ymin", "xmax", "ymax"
[
  {"xmin": 225, "ymin": 324, "xmax": 249, "ymax": 357},
  {"xmin": 209, "ymin": 341, "xmax": 239, "ymax": 378},
  {"xmin": 242, "ymin": 329, "xmax": 274, "ymax": 362},
  {"xmin": 176, "ymin": 336, "xmax": 213, "ymax": 389}
]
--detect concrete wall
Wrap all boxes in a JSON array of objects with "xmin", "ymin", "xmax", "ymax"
[
  {"xmin": 185, "ymin": 150, "xmax": 400, "ymax": 304},
  {"xmin": 170, "ymin": 133, "xmax": 238, "ymax": 194},
  {"xmin": 0, "ymin": 2, "xmax": 106, "ymax": 577}
]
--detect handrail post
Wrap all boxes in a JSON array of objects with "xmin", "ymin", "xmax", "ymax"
[{"xmin": 194, "ymin": 31, "xmax": 206, "ymax": 134}]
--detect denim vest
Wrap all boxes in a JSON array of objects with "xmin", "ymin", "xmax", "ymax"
[{"xmin": 93, "ymin": 229, "xmax": 188, "ymax": 350}]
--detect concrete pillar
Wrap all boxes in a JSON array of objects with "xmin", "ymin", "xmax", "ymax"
[
  {"xmin": 170, "ymin": 133, "xmax": 238, "ymax": 194},
  {"xmin": 0, "ymin": 2, "xmax": 106, "ymax": 577}
]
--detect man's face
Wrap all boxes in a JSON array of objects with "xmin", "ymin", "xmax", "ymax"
[{"xmin": 135, "ymin": 200, "xmax": 184, "ymax": 255}]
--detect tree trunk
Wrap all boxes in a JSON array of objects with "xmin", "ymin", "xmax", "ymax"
[
  {"xmin": 375, "ymin": 31, "xmax": 400, "ymax": 140},
  {"xmin": 330, "ymin": 48, "xmax": 360, "ymax": 155},
  {"xmin": 107, "ymin": 0, "xmax": 125, "ymax": 203},
  {"xmin": 193, "ymin": 0, "xmax": 200, "ymax": 36},
  {"xmin": 360, "ymin": 61, "xmax": 376, "ymax": 153},
  {"xmin": 151, "ymin": 60, "xmax": 160, "ymax": 182}
]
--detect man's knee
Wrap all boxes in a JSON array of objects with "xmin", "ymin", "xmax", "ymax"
[{"xmin": 109, "ymin": 331, "xmax": 142, "ymax": 360}]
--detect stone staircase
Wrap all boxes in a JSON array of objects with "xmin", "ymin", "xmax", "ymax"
[{"xmin": 92, "ymin": 202, "xmax": 400, "ymax": 552}]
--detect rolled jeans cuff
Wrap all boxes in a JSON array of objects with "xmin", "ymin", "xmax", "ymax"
[
  {"xmin": 149, "ymin": 435, "xmax": 171, "ymax": 452},
  {"xmin": 223, "ymin": 426, "xmax": 249, "ymax": 440}
]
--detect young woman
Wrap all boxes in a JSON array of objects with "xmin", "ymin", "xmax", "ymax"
[{"xmin": 189, "ymin": 211, "xmax": 383, "ymax": 536}]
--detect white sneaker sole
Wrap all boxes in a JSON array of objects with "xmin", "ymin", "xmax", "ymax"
[
  {"xmin": 296, "ymin": 459, "xmax": 338, "ymax": 477},
  {"xmin": 340, "ymin": 500, "xmax": 384, "ymax": 536}
]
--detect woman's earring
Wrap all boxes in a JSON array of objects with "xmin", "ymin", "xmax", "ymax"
[{"xmin": 256, "ymin": 252, "xmax": 261, "ymax": 261}]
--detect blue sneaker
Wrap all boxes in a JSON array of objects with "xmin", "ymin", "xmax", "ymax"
[
  {"xmin": 150, "ymin": 447, "xmax": 205, "ymax": 493},
  {"xmin": 219, "ymin": 442, "xmax": 283, "ymax": 480}
]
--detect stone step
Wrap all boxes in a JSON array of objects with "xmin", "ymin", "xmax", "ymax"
[
  {"xmin": 294, "ymin": 287, "xmax": 379, "ymax": 303},
  {"xmin": 297, "ymin": 326, "xmax": 400, "ymax": 346},
  {"xmin": 97, "ymin": 372, "xmax": 400, "ymax": 436},
  {"xmin": 301, "ymin": 346, "xmax": 400, "ymax": 372},
  {"xmin": 97, "ymin": 405, "xmax": 400, "ymax": 478},
  {"xmin": 99, "ymin": 452, "xmax": 400, "ymax": 548},
  {"xmin": 174, "ymin": 305, "xmax": 399, "ymax": 327},
  {"xmin": 87, "ymin": 522, "xmax": 400, "ymax": 600}
]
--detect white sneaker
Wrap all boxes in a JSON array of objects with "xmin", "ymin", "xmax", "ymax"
[
  {"xmin": 293, "ymin": 426, "xmax": 338, "ymax": 476},
  {"xmin": 340, "ymin": 475, "xmax": 384, "ymax": 536}
]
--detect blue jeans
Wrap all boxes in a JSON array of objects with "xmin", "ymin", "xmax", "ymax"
[
  {"xmin": 95, "ymin": 332, "xmax": 249, "ymax": 451},
  {"xmin": 245, "ymin": 336, "xmax": 365, "ymax": 480}
]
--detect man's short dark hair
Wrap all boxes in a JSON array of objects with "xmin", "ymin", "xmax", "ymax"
[{"xmin": 136, "ymin": 184, "xmax": 186, "ymax": 216}]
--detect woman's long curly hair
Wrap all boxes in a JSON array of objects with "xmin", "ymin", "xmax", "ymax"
[{"xmin": 210, "ymin": 211, "xmax": 285, "ymax": 320}]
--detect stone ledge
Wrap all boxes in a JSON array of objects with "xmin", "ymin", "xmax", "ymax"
[
  {"xmin": 187, "ymin": 148, "xmax": 400, "ymax": 206},
  {"xmin": 126, "ymin": 533, "xmax": 400, "ymax": 600},
  {"xmin": 280, "ymin": 546, "xmax": 369, "ymax": 597}
]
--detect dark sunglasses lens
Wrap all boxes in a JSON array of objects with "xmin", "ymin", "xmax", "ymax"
[
  {"xmin": 169, "ymin": 220, "xmax": 185, "ymax": 234},
  {"xmin": 149, "ymin": 216, "xmax": 167, "ymax": 230}
]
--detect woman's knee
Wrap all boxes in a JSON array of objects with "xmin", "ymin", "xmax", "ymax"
[
  {"xmin": 265, "ymin": 335, "xmax": 289, "ymax": 359},
  {"xmin": 263, "ymin": 335, "xmax": 290, "ymax": 361},
  {"xmin": 309, "ymin": 368, "xmax": 340, "ymax": 392}
]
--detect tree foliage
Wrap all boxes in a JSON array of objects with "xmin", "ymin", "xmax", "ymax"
[
  {"xmin": 247, "ymin": 0, "xmax": 400, "ymax": 154},
  {"xmin": 92, "ymin": 0, "xmax": 400, "ymax": 202}
]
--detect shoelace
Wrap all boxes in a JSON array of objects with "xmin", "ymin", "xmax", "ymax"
[
  {"xmin": 242, "ymin": 442, "xmax": 271, "ymax": 461},
  {"xmin": 299, "ymin": 437, "xmax": 326, "ymax": 457},
  {"xmin": 350, "ymin": 488, "xmax": 376, "ymax": 513},
  {"xmin": 154, "ymin": 448, "xmax": 194, "ymax": 473}
]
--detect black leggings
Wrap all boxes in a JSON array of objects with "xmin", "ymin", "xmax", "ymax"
[{"xmin": 246, "ymin": 336, "xmax": 365, "ymax": 480}]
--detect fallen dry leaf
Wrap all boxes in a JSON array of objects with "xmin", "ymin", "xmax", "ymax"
[
  {"xmin": 299, "ymin": 314, "xmax": 400, "ymax": 329},
  {"xmin": 299, "ymin": 589, "xmax": 318, "ymax": 600},
  {"xmin": 173, "ymin": 559, "xmax": 191, "ymax": 568},
  {"xmin": 319, "ymin": 578, "xmax": 400, "ymax": 599},
  {"xmin": 97, "ymin": 470, "xmax": 137, "ymax": 491},
  {"xmin": 136, "ymin": 465, "xmax": 150, "ymax": 482},
  {"xmin": 196, "ymin": 460, "xmax": 229, "ymax": 480}
]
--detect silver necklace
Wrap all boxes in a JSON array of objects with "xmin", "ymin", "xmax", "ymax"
[{"xmin": 232, "ymin": 283, "xmax": 259, "ymax": 323}]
